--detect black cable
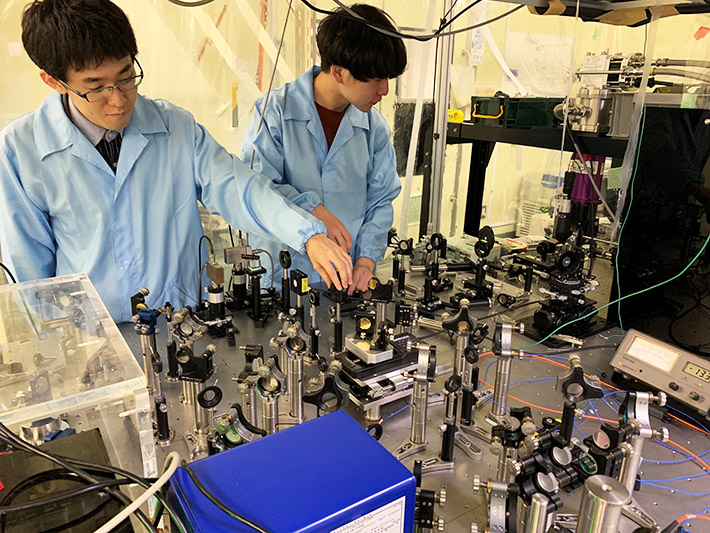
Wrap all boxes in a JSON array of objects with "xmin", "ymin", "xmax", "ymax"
[
  {"xmin": 0, "ymin": 424, "xmax": 156, "ymax": 533},
  {"xmin": 0, "ymin": 468, "xmax": 118, "ymax": 506},
  {"xmin": 199, "ymin": 234, "xmax": 215, "ymax": 256},
  {"xmin": 478, "ymin": 299, "xmax": 540, "ymax": 320},
  {"xmin": 166, "ymin": 0, "xmax": 214, "ymax": 6},
  {"xmin": 299, "ymin": 0, "xmax": 523, "ymax": 41},
  {"xmin": 0, "ymin": 262, "xmax": 16, "ymax": 284},
  {"xmin": 56, "ymin": 456, "xmax": 186, "ymax": 533},
  {"xmin": 0, "ymin": 477, "xmax": 134, "ymax": 514},
  {"xmin": 181, "ymin": 461, "xmax": 271, "ymax": 533},
  {"xmin": 440, "ymin": 0, "xmax": 483, "ymax": 32},
  {"xmin": 441, "ymin": 0, "xmax": 460, "ymax": 22},
  {"xmin": 197, "ymin": 234, "xmax": 216, "ymax": 308},
  {"xmin": 0, "ymin": 424, "xmax": 186, "ymax": 532},
  {"xmin": 0, "ymin": 471, "xmax": 134, "ymax": 533},
  {"xmin": 532, "ymin": 344, "xmax": 619, "ymax": 355},
  {"xmin": 40, "ymin": 498, "xmax": 113, "ymax": 533},
  {"xmin": 331, "ymin": 0, "xmax": 519, "ymax": 39}
]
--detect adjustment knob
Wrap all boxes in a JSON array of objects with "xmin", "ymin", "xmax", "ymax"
[
  {"xmin": 656, "ymin": 391, "xmax": 668, "ymax": 406},
  {"xmin": 436, "ymin": 517, "xmax": 445, "ymax": 531},
  {"xmin": 437, "ymin": 486, "xmax": 447, "ymax": 507},
  {"xmin": 471, "ymin": 524, "xmax": 479, "ymax": 533},
  {"xmin": 668, "ymin": 382, "xmax": 679, "ymax": 392},
  {"xmin": 489, "ymin": 439, "xmax": 504, "ymax": 456},
  {"xmin": 656, "ymin": 427, "xmax": 670, "ymax": 442},
  {"xmin": 472, "ymin": 475, "xmax": 482, "ymax": 492},
  {"xmin": 521, "ymin": 419, "xmax": 536, "ymax": 436},
  {"xmin": 689, "ymin": 391, "xmax": 701, "ymax": 401}
]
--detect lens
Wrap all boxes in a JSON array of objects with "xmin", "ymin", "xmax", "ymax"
[
  {"xmin": 86, "ymin": 88, "xmax": 112, "ymax": 103},
  {"xmin": 118, "ymin": 76, "xmax": 141, "ymax": 91}
]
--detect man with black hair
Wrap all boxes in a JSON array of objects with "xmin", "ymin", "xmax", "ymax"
[
  {"xmin": 241, "ymin": 3, "xmax": 406, "ymax": 294},
  {"xmin": 0, "ymin": 0, "xmax": 353, "ymax": 322}
]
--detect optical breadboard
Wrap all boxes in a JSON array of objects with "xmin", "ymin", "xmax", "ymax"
[
  {"xmin": 167, "ymin": 410, "xmax": 417, "ymax": 532},
  {"xmin": 610, "ymin": 329, "xmax": 710, "ymax": 416}
]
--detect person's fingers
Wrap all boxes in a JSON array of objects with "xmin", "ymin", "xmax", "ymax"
[
  {"xmin": 315, "ymin": 264, "xmax": 337, "ymax": 291},
  {"xmin": 333, "ymin": 223, "xmax": 352, "ymax": 253},
  {"xmin": 343, "ymin": 228, "xmax": 353, "ymax": 253},
  {"xmin": 339, "ymin": 251, "xmax": 353, "ymax": 285},
  {"xmin": 332, "ymin": 224, "xmax": 349, "ymax": 250},
  {"xmin": 322, "ymin": 261, "xmax": 341, "ymax": 290},
  {"xmin": 355, "ymin": 273, "xmax": 370, "ymax": 292},
  {"xmin": 334, "ymin": 231, "xmax": 349, "ymax": 253},
  {"xmin": 348, "ymin": 270, "xmax": 361, "ymax": 295}
]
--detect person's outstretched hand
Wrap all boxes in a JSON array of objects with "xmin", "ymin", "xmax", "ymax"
[
  {"xmin": 348, "ymin": 257, "xmax": 375, "ymax": 295},
  {"xmin": 311, "ymin": 204, "xmax": 352, "ymax": 253},
  {"xmin": 305, "ymin": 233, "xmax": 353, "ymax": 290}
]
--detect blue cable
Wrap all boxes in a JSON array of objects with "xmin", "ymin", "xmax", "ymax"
[
  {"xmin": 648, "ymin": 440, "xmax": 710, "ymax": 465},
  {"xmin": 479, "ymin": 359, "xmax": 710, "ymax": 475},
  {"xmin": 636, "ymin": 481, "xmax": 710, "ymax": 496},
  {"xmin": 486, "ymin": 396, "xmax": 511, "ymax": 415},
  {"xmin": 382, "ymin": 402, "xmax": 412, "ymax": 422},
  {"xmin": 509, "ymin": 377, "xmax": 556, "ymax": 387},
  {"xmin": 587, "ymin": 400, "xmax": 605, "ymax": 424},
  {"xmin": 381, "ymin": 392, "xmax": 446, "ymax": 422},
  {"xmin": 600, "ymin": 397, "xmax": 618, "ymax": 414},
  {"xmin": 483, "ymin": 359, "xmax": 497, "ymax": 381},
  {"xmin": 529, "ymin": 354, "xmax": 607, "ymax": 377},
  {"xmin": 643, "ymin": 471, "xmax": 710, "ymax": 483},
  {"xmin": 666, "ymin": 403, "xmax": 710, "ymax": 435},
  {"xmin": 683, "ymin": 506, "xmax": 710, "ymax": 529}
]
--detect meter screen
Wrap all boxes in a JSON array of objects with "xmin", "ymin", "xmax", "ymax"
[
  {"xmin": 626, "ymin": 335, "xmax": 680, "ymax": 373},
  {"xmin": 683, "ymin": 362, "xmax": 710, "ymax": 383}
]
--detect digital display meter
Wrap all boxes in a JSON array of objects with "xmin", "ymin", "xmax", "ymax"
[
  {"xmin": 683, "ymin": 362, "xmax": 710, "ymax": 383},
  {"xmin": 610, "ymin": 329, "xmax": 709, "ymax": 417}
]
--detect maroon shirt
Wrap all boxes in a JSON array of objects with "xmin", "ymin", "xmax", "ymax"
[{"xmin": 315, "ymin": 101, "xmax": 346, "ymax": 149}]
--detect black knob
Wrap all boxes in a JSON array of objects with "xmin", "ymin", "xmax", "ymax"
[
  {"xmin": 445, "ymin": 375, "xmax": 462, "ymax": 393},
  {"xmin": 198, "ymin": 386, "xmax": 223, "ymax": 409},
  {"xmin": 279, "ymin": 250, "xmax": 292, "ymax": 269},
  {"xmin": 689, "ymin": 391, "xmax": 701, "ymax": 401},
  {"xmin": 668, "ymin": 381, "xmax": 679, "ymax": 391}
]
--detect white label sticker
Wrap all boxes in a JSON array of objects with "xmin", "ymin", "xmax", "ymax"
[
  {"xmin": 331, "ymin": 496, "xmax": 406, "ymax": 533},
  {"xmin": 579, "ymin": 54, "xmax": 609, "ymax": 89}
]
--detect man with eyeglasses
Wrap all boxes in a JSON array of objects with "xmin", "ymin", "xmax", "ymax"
[{"xmin": 0, "ymin": 0, "xmax": 353, "ymax": 322}]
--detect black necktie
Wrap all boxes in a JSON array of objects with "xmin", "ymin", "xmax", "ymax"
[{"xmin": 96, "ymin": 134, "xmax": 122, "ymax": 172}]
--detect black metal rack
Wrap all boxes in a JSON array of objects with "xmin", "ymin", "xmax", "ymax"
[{"xmin": 442, "ymin": 121, "xmax": 628, "ymax": 237}]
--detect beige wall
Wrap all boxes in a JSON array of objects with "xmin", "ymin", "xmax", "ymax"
[{"xmin": 2, "ymin": 0, "xmax": 709, "ymax": 253}]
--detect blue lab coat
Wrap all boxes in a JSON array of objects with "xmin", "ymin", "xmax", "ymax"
[
  {"xmin": 0, "ymin": 92, "xmax": 326, "ymax": 322},
  {"xmin": 241, "ymin": 67, "xmax": 401, "ymax": 287}
]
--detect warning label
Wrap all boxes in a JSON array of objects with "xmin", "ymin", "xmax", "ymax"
[{"xmin": 331, "ymin": 496, "xmax": 406, "ymax": 533}]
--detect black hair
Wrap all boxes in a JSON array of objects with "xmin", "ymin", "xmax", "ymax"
[
  {"xmin": 22, "ymin": 0, "xmax": 138, "ymax": 81},
  {"xmin": 316, "ymin": 4, "xmax": 407, "ymax": 81}
]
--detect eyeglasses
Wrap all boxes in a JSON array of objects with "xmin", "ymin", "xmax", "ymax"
[{"xmin": 58, "ymin": 59, "xmax": 144, "ymax": 103}]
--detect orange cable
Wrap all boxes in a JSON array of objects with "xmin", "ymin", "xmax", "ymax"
[
  {"xmin": 522, "ymin": 355, "xmax": 710, "ymax": 435},
  {"xmin": 667, "ymin": 438, "xmax": 710, "ymax": 473},
  {"xmin": 676, "ymin": 514, "xmax": 710, "ymax": 524},
  {"xmin": 477, "ymin": 378, "xmax": 615, "ymax": 423}
]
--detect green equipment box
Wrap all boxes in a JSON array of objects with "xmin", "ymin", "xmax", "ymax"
[{"xmin": 470, "ymin": 96, "xmax": 563, "ymax": 128}]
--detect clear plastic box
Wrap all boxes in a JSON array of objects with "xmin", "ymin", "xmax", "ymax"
[{"xmin": 0, "ymin": 273, "xmax": 157, "ymax": 479}]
